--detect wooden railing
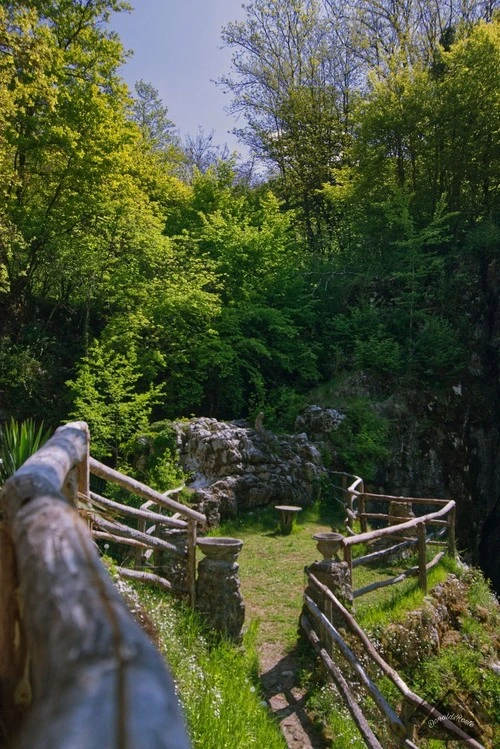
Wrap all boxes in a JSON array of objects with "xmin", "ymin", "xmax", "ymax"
[
  {"xmin": 302, "ymin": 572, "xmax": 484, "ymax": 749},
  {"xmin": 328, "ymin": 471, "xmax": 456, "ymax": 597},
  {"xmin": 0, "ymin": 422, "xmax": 194, "ymax": 748},
  {"xmin": 85, "ymin": 456, "xmax": 206, "ymax": 605},
  {"xmin": 300, "ymin": 471, "xmax": 484, "ymax": 748}
]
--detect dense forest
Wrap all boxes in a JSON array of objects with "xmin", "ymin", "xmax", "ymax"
[{"xmin": 1, "ymin": 1, "xmax": 499, "ymax": 579}]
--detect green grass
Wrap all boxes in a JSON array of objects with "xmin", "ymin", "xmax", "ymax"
[
  {"xmin": 133, "ymin": 585, "xmax": 287, "ymax": 749},
  {"xmin": 355, "ymin": 554, "xmax": 460, "ymax": 629},
  {"xmin": 208, "ymin": 499, "xmax": 351, "ymax": 648},
  {"xmin": 110, "ymin": 498, "xmax": 498, "ymax": 749},
  {"xmin": 209, "ymin": 499, "xmax": 456, "ymax": 650}
]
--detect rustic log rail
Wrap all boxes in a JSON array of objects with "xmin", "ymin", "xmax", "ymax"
[
  {"xmin": 302, "ymin": 572, "xmax": 484, "ymax": 749},
  {"xmin": 327, "ymin": 470, "xmax": 456, "ymax": 596},
  {"xmin": 85, "ymin": 456, "xmax": 206, "ymax": 605},
  {"xmin": 0, "ymin": 421, "xmax": 191, "ymax": 749}
]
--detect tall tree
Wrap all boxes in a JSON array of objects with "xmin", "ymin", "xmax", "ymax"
[
  {"xmin": 221, "ymin": 0, "xmax": 348, "ymax": 250},
  {"xmin": 131, "ymin": 79, "xmax": 179, "ymax": 152}
]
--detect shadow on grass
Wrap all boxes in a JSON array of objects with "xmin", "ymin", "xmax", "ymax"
[{"xmin": 259, "ymin": 641, "xmax": 329, "ymax": 749}]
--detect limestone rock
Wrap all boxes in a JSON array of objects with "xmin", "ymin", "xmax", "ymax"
[{"xmin": 173, "ymin": 417, "xmax": 326, "ymax": 524}]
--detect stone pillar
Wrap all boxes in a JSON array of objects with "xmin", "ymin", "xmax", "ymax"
[
  {"xmin": 156, "ymin": 529, "xmax": 188, "ymax": 594},
  {"xmin": 388, "ymin": 500, "xmax": 416, "ymax": 532},
  {"xmin": 305, "ymin": 533, "xmax": 353, "ymax": 629},
  {"xmin": 195, "ymin": 538, "xmax": 245, "ymax": 642}
]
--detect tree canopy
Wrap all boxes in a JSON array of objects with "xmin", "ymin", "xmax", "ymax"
[{"xmin": 0, "ymin": 0, "xmax": 498, "ymax": 470}]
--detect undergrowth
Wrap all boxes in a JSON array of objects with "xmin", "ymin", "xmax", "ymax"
[{"xmin": 133, "ymin": 585, "xmax": 286, "ymax": 749}]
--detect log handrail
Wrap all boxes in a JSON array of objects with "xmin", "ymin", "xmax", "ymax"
[
  {"xmin": 86, "ymin": 490, "xmax": 188, "ymax": 529},
  {"xmin": 89, "ymin": 456, "xmax": 205, "ymax": 523},
  {"xmin": 0, "ymin": 422, "xmax": 190, "ymax": 748},
  {"xmin": 342, "ymin": 500, "xmax": 455, "ymax": 547},
  {"xmin": 304, "ymin": 593, "xmax": 408, "ymax": 742}
]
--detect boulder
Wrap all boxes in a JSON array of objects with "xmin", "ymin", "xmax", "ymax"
[{"xmin": 173, "ymin": 417, "xmax": 326, "ymax": 525}]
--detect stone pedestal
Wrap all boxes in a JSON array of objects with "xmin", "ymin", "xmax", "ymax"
[
  {"xmin": 305, "ymin": 534, "xmax": 353, "ymax": 630},
  {"xmin": 313, "ymin": 532, "xmax": 344, "ymax": 561},
  {"xmin": 156, "ymin": 529, "xmax": 188, "ymax": 593},
  {"xmin": 196, "ymin": 538, "xmax": 245, "ymax": 642},
  {"xmin": 275, "ymin": 505, "xmax": 302, "ymax": 534},
  {"xmin": 388, "ymin": 500, "xmax": 416, "ymax": 532},
  {"xmin": 307, "ymin": 560, "xmax": 352, "ymax": 607}
]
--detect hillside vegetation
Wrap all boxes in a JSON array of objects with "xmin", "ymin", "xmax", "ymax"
[{"xmin": 1, "ymin": 3, "xmax": 498, "ymax": 459}]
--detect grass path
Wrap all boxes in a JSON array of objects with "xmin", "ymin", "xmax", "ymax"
[{"xmin": 208, "ymin": 500, "xmax": 455, "ymax": 748}]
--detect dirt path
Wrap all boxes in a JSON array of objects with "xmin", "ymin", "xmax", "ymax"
[{"xmin": 259, "ymin": 641, "xmax": 329, "ymax": 749}]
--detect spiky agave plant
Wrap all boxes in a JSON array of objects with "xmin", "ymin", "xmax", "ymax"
[{"xmin": 0, "ymin": 419, "xmax": 51, "ymax": 482}]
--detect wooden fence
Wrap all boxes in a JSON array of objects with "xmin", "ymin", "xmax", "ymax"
[
  {"xmin": 85, "ymin": 456, "xmax": 206, "ymax": 605},
  {"xmin": 328, "ymin": 471, "xmax": 456, "ymax": 597},
  {"xmin": 302, "ymin": 572, "xmax": 484, "ymax": 749},
  {"xmin": 300, "ymin": 472, "xmax": 484, "ymax": 748},
  {"xmin": 0, "ymin": 421, "xmax": 201, "ymax": 748}
]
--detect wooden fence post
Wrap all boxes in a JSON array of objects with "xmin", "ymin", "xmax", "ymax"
[
  {"xmin": 346, "ymin": 491, "xmax": 354, "ymax": 533},
  {"xmin": 187, "ymin": 519, "xmax": 197, "ymax": 607},
  {"xmin": 448, "ymin": 504, "xmax": 456, "ymax": 558},
  {"xmin": 359, "ymin": 489, "xmax": 368, "ymax": 533},
  {"xmin": 400, "ymin": 696, "xmax": 417, "ymax": 742},
  {"xmin": 76, "ymin": 422, "xmax": 90, "ymax": 503},
  {"xmin": 417, "ymin": 522, "xmax": 427, "ymax": 592},
  {"xmin": 343, "ymin": 543, "xmax": 353, "ymax": 597}
]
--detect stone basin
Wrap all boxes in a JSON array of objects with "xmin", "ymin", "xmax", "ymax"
[
  {"xmin": 197, "ymin": 537, "xmax": 243, "ymax": 560},
  {"xmin": 313, "ymin": 532, "xmax": 344, "ymax": 560}
]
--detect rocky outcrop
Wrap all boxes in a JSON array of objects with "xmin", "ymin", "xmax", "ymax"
[
  {"xmin": 173, "ymin": 417, "xmax": 326, "ymax": 525},
  {"xmin": 295, "ymin": 405, "xmax": 345, "ymax": 437}
]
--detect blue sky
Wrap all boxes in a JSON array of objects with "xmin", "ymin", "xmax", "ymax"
[{"xmin": 111, "ymin": 1, "xmax": 246, "ymax": 154}]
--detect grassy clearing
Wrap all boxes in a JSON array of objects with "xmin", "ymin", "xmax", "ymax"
[
  {"xmin": 132, "ymin": 585, "xmax": 287, "ymax": 749},
  {"xmin": 209, "ymin": 498, "xmax": 454, "ymax": 650},
  {"xmin": 208, "ymin": 498, "xmax": 348, "ymax": 648},
  {"xmin": 207, "ymin": 500, "xmax": 498, "ymax": 748}
]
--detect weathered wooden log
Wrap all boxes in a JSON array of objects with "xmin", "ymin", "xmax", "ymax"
[
  {"xmin": 358, "ymin": 493, "xmax": 368, "ymax": 532},
  {"xmin": 307, "ymin": 574, "xmax": 485, "ymax": 748},
  {"xmin": 4, "ymin": 491, "xmax": 190, "ymax": 749},
  {"xmin": 92, "ymin": 531, "xmax": 150, "ymax": 550},
  {"xmin": 89, "ymin": 457, "xmax": 205, "ymax": 523},
  {"xmin": 186, "ymin": 519, "xmax": 197, "ymax": 607},
  {"xmin": 352, "ymin": 539, "xmax": 418, "ymax": 567},
  {"xmin": 304, "ymin": 594, "xmax": 407, "ymax": 742},
  {"xmin": 116, "ymin": 567, "xmax": 174, "ymax": 592},
  {"xmin": 448, "ymin": 504, "xmax": 457, "ymax": 557},
  {"xmin": 353, "ymin": 551, "xmax": 445, "ymax": 598},
  {"xmin": 89, "ymin": 514, "xmax": 183, "ymax": 555},
  {"xmin": 87, "ymin": 491, "xmax": 188, "ymax": 528},
  {"xmin": 417, "ymin": 522, "xmax": 427, "ymax": 592},
  {"xmin": 4, "ymin": 422, "xmax": 89, "ymax": 512},
  {"xmin": 301, "ymin": 614, "xmax": 384, "ymax": 749},
  {"xmin": 1, "ymin": 422, "xmax": 190, "ymax": 748},
  {"xmin": 342, "ymin": 501, "xmax": 455, "ymax": 548},
  {"xmin": 360, "ymin": 493, "xmax": 449, "ymax": 505}
]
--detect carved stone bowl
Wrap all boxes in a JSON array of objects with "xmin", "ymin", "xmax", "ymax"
[
  {"xmin": 197, "ymin": 537, "xmax": 243, "ymax": 561},
  {"xmin": 313, "ymin": 532, "xmax": 344, "ymax": 560}
]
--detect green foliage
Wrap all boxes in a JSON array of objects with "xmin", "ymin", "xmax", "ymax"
[
  {"xmin": 327, "ymin": 399, "xmax": 390, "ymax": 480},
  {"xmin": 0, "ymin": 0, "xmax": 499, "ymax": 508},
  {"xmin": 67, "ymin": 340, "xmax": 162, "ymax": 464},
  {"xmin": 331, "ymin": 305, "xmax": 401, "ymax": 375},
  {"xmin": 0, "ymin": 418, "xmax": 50, "ymax": 481},
  {"xmin": 123, "ymin": 421, "xmax": 185, "ymax": 492},
  {"xmin": 134, "ymin": 588, "xmax": 286, "ymax": 749}
]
